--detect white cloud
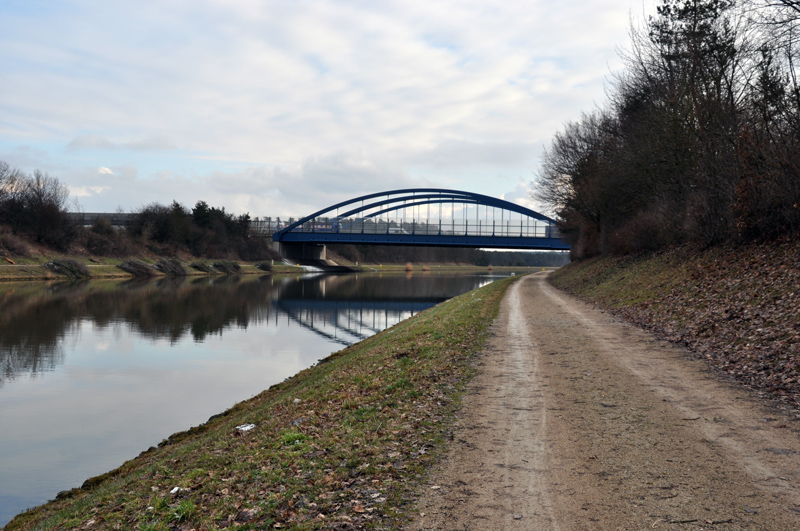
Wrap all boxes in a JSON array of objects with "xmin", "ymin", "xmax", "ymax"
[
  {"xmin": 69, "ymin": 185, "xmax": 110, "ymax": 198},
  {"xmin": 66, "ymin": 135, "xmax": 176, "ymax": 152},
  {"xmin": 502, "ymin": 181, "xmax": 543, "ymax": 212},
  {"xmin": 0, "ymin": 0, "xmax": 657, "ymax": 214},
  {"xmin": 410, "ymin": 140, "xmax": 541, "ymax": 170},
  {"xmin": 98, "ymin": 167, "xmax": 113, "ymax": 175},
  {"xmin": 66, "ymin": 135, "xmax": 115, "ymax": 151},
  {"xmin": 204, "ymin": 150, "xmax": 427, "ymax": 217}
]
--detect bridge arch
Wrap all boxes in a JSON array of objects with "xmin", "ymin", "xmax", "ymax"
[{"xmin": 272, "ymin": 188, "xmax": 568, "ymax": 255}]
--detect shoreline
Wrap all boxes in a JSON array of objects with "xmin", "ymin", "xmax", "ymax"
[
  {"xmin": 4, "ymin": 275, "xmax": 519, "ymax": 530},
  {"xmin": 0, "ymin": 258, "xmax": 303, "ymax": 282},
  {"xmin": 0, "ymin": 256, "xmax": 545, "ymax": 282}
]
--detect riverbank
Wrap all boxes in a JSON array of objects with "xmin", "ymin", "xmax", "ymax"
[
  {"xmin": 549, "ymin": 238, "xmax": 800, "ymax": 413},
  {"xmin": 4, "ymin": 275, "xmax": 517, "ymax": 530},
  {"xmin": 0, "ymin": 256, "xmax": 304, "ymax": 281},
  {"xmin": 0, "ymin": 253, "xmax": 543, "ymax": 281}
]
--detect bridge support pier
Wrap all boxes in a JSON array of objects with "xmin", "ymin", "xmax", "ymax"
[{"xmin": 273, "ymin": 241, "xmax": 327, "ymax": 261}]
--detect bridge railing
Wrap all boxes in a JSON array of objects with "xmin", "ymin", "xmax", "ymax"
[{"xmin": 287, "ymin": 216, "xmax": 561, "ymax": 239}]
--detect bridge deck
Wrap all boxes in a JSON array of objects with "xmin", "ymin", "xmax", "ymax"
[{"xmin": 276, "ymin": 231, "xmax": 570, "ymax": 250}]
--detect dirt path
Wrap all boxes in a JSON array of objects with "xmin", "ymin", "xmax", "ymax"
[{"xmin": 410, "ymin": 273, "xmax": 800, "ymax": 530}]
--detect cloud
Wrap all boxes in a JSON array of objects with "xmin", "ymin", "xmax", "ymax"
[
  {"xmin": 98, "ymin": 167, "xmax": 113, "ymax": 175},
  {"xmin": 124, "ymin": 137, "xmax": 177, "ymax": 151},
  {"xmin": 66, "ymin": 135, "xmax": 116, "ymax": 151},
  {"xmin": 69, "ymin": 185, "xmax": 110, "ymax": 198},
  {"xmin": 207, "ymin": 150, "xmax": 427, "ymax": 216},
  {"xmin": 66, "ymin": 135, "xmax": 176, "ymax": 152},
  {"xmin": 410, "ymin": 140, "xmax": 542, "ymax": 170},
  {"xmin": 502, "ymin": 181, "xmax": 537, "ymax": 209},
  {"xmin": 1, "ymin": 0, "xmax": 658, "ymax": 212},
  {"xmin": 504, "ymin": 180, "xmax": 555, "ymax": 217},
  {"xmin": 0, "ymin": 145, "xmax": 62, "ymax": 172}
]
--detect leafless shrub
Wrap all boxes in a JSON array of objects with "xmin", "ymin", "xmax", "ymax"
[
  {"xmin": 212, "ymin": 260, "xmax": 241, "ymax": 274},
  {"xmin": 0, "ymin": 228, "xmax": 32, "ymax": 257},
  {"xmin": 45, "ymin": 258, "xmax": 91, "ymax": 278},
  {"xmin": 153, "ymin": 258, "xmax": 187, "ymax": 276},
  {"xmin": 118, "ymin": 260, "xmax": 155, "ymax": 277},
  {"xmin": 190, "ymin": 262, "xmax": 215, "ymax": 273},
  {"xmin": 607, "ymin": 204, "xmax": 682, "ymax": 255},
  {"xmin": 0, "ymin": 165, "xmax": 75, "ymax": 250},
  {"xmin": 533, "ymin": 1, "xmax": 800, "ymax": 254},
  {"xmin": 91, "ymin": 216, "xmax": 115, "ymax": 237}
]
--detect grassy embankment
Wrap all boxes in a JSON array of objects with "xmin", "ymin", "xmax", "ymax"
[
  {"xmin": 5, "ymin": 275, "xmax": 518, "ymax": 530},
  {"xmin": 549, "ymin": 239, "xmax": 800, "ymax": 410},
  {"xmin": 0, "ymin": 255, "xmax": 543, "ymax": 281},
  {"xmin": 0, "ymin": 256, "xmax": 306, "ymax": 281}
]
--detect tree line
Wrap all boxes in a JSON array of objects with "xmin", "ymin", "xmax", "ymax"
[
  {"xmin": 536, "ymin": 0, "xmax": 800, "ymax": 258},
  {"xmin": 0, "ymin": 163, "xmax": 566, "ymax": 266},
  {"xmin": 0, "ymin": 161, "xmax": 74, "ymax": 251},
  {"xmin": 0, "ymin": 161, "xmax": 274, "ymax": 260},
  {"xmin": 124, "ymin": 200, "xmax": 273, "ymax": 260}
]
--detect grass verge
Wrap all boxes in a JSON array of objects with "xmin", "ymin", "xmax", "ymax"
[
  {"xmin": 0, "ymin": 258, "xmax": 305, "ymax": 281},
  {"xmin": 5, "ymin": 276, "xmax": 518, "ymax": 530},
  {"xmin": 0, "ymin": 258, "xmax": 537, "ymax": 282}
]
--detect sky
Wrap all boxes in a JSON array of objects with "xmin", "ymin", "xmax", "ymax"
[{"xmin": 0, "ymin": 0, "xmax": 655, "ymax": 219}]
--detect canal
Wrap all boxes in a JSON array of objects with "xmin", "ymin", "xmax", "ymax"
[{"xmin": 0, "ymin": 271, "xmax": 507, "ymax": 526}]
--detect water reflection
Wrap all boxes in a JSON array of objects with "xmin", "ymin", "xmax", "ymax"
[
  {"xmin": 0, "ymin": 273, "xmax": 486, "ymax": 386},
  {"xmin": 0, "ymin": 272, "xmax": 495, "ymax": 526},
  {"xmin": 273, "ymin": 273, "xmax": 483, "ymax": 346}
]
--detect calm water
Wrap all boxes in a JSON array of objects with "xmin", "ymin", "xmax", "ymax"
[{"xmin": 0, "ymin": 272, "xmax": 500, "ymax": 526}]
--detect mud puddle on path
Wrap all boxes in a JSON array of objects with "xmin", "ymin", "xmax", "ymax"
[{"xmin": 410, "ymin": 273, "xmax": 800, "ymax": 530}]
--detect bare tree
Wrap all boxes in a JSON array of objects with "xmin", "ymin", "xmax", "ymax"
[
  {"xmin": 533, "ymin": 0, "xmax": 799, "ymax": 255},
  {"xmin": 0, "ymin": 162, "xmax": 23, "ymax": 207}
]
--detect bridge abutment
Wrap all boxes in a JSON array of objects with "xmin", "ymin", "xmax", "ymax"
[{"xmin": 274, "ymin": 241, "xmax": 327, "ymax": 261}]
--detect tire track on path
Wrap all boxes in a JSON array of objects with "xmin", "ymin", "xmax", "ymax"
[
  {"xmin": 410, "ymin": 272, "xmax": 560, "ymax": 530},
  {"xmin": 411, "ymin": 273, "xmax": 800, "ymax": 530}
]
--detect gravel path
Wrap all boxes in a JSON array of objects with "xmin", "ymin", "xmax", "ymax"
[{"xmin": 410, "ymin": 272, "xmax": 800, "ymax": 530}]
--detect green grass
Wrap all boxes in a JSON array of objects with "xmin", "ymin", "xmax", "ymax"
[{"xmin": 5, "ymin": 275, "xmax": 518, "ymax": 530}]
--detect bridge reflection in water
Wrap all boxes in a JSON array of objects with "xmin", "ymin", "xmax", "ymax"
[
  {"xmin": 277, "ymin": 298, "xmax": 435, "ymax": 345},
  {"xmin": 270, "ymin": 273, "xmax": 493, "ymax": 346}
]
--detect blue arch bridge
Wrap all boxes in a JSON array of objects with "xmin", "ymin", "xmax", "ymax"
[{"xmin": 272, "ymin": 188, "xmax": 569, "ymax": 260}]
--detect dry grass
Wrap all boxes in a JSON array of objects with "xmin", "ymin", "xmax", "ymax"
[
  {"xmin": 550, "ymin": 240, "xmax": 800, "ymax": 410},
  {"xmin": 0, "ymin": 228, "xmax": 33, "ymax": 258}
]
